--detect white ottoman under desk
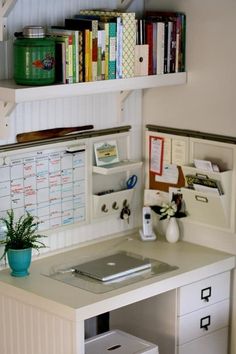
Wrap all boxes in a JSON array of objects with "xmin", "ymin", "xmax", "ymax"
[{"xmin": 85, "ymin": 329, "xmax": 159, "ymax": 354}]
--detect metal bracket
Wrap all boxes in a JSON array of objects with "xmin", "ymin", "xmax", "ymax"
[
  {"xmin": 117, "ymin": 0, "xmax": 134, "ymax": 11},
  {"xmin": 117, "ymin": 90, "xmax": 132, "ymax": 123},
  {"xmin": 0, "ymin": 101, "xmax": 15, "ymax": 137},
  {"xmin": 0, "ymin": 0, "xmax": 17, "ymax": 41}
]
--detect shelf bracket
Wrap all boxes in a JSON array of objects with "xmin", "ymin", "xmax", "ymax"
[
  {"xmin": 0, "ymin": 101, "xmax": 15, "ymax": 137},
  {"xmin": 117, "ymin": 90, "xmax": 132, "ymax": 123},
  {"xmin": 116, "ymin": 0, "xmax": 134, "ymax": 11},
  {"xmin": 0, "ymin": 0, "xmax": 17, "ymax": 41}
]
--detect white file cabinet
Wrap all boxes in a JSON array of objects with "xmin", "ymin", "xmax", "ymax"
[{"xmin": 177, "ymin": 271, "xmax": 230, "ymax": 354}]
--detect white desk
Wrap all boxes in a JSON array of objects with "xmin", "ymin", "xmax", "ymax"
[{"xmin": 0, "ymin": 232, "xmax": 235, "ymax": 354}]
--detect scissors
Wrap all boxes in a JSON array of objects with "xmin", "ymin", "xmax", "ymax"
[{"xmin": 126, "ymin": 174, "xmax": 138, "ymax": 189}]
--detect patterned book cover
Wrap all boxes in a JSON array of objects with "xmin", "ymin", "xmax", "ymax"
[
  {"xmin": 78, "ymin": 31, "xmax": 84, "ymax": 82},
  {"xmin": 116, "ymin": 16, "xmax": 123, "ymax": 79},
  {"xmin": 84, "ymin": 29, "xmax": 90, "ymax": 82},
  {"xmin": 80, "ymin": 10, "xmax": 136, "ymax": 78}
]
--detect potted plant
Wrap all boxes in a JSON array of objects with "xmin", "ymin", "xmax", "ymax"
[{"xmin": 0, "ymin": 209, "xmax": 46, "ymax": 277}]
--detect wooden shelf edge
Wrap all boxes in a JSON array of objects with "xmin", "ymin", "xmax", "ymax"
[{"xmin": 0, "ymin": 73, "xmax": 187, "ymax": 103}]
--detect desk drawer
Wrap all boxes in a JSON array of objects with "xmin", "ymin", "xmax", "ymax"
[
  {"xmin": 178, "ymin": 327, "xmax": 228, "ymax": 354},
  {"xmin": 178, "ymin": 299, "xmax": 229, "ymax": 345},
  {"xmin": 178, "ymin": 272, "xmax": 230, "ymax": 315}
]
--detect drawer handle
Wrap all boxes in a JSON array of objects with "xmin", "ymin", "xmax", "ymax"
[
  {"xmin": 200, "ymin": 315, "xmax": 211, "ymax": 331},
  {"xmin": 201, "ymin": 286, "xmax": 212, "ymax": 302},
  {"xmin": 107, "ymin": 345, "xmax": 122, "ymax": 351},
  {"xmin": 195, "ymin": 195, "xmax": 208, "ymax": 203}
]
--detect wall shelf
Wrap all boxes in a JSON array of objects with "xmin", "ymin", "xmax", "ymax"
[
  {"xmin": 0, "ymin": 73, "xmax": 186, "ymax": 103},
  {"xmin": 0, "ymin": 73, "xmax": 186, "ymax": 137},
  {"xmin": 92, "ymin": 160, "xmax": 143, "ymax": 175}
]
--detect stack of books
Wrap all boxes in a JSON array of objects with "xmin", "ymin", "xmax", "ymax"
[
  {"xmin": 136, "ymin": 11, "xmax": 186, "ymax": 75},
  {"xmin": 47, "ymin": 10, "xmax": 186, "ymax": 84},
  {"xmin": 48, "ymin": 10, "xmax": 136, "ymax": 84}
]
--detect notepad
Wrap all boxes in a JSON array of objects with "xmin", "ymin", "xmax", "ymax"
[{"xmin": 74, "ymin": 252, "xmax": 152, "ymax": 282}]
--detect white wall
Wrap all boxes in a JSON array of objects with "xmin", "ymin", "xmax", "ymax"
[{"xmin": 143, "ymin": 1, "xmax": 236, "ymax": 353}]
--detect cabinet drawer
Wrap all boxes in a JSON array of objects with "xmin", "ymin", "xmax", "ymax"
[
  {"xmin": 178, "ymin": 299, "xmax": 229, "ymax": 345},
  {"xmin": 178, "ymin": 271, "xmax": 230, "ymax": 315},
  {"xmin": 178, "ymin": 327, "xmax": 228, "ymax": 354}
]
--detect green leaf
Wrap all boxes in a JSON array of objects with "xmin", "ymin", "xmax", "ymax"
[{"xmin": 0, "ymin": 209, "xmax": 47, "ymax": 261}]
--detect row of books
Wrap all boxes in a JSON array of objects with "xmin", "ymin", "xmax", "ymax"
[
  {"xmin": 47, "ymin": 10, "xmax": 186, "ymax": 84},
  {"xmin": 136, "ymin": 11, "xmax": 186, "ymax": 75}
]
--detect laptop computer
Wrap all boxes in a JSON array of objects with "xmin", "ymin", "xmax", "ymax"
[{"xmin": 74, "ymin": 252, "xmax": 152, "ymax": 282}]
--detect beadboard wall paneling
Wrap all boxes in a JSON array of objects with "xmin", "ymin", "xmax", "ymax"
[
  {"xmin": 0, "ymin": 91, "xmax": 143, "ymax": 262},
  {"xmin": 7, "ymin": 0, "xmax": 117, "ymax": 36},
  {"xmin": 0, "ymin": 292, "xmax": 75, "ymax": 354},
  {"xmin": 0, "ymin": 0, "xmax": 143, "ymax": 261},
  {"xmin": 6, "ymin": 93, "xmax": 120, "ymax": 143}
]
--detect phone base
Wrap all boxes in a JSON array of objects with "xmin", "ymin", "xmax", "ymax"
[{"xmin": 139, "ymin": 229, "xmax": 156, "ymax": 241}]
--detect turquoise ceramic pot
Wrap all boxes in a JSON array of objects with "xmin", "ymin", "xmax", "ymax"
[{"xmin": 7, "ymin": 248, "xmax": 32, "ymax": 277}]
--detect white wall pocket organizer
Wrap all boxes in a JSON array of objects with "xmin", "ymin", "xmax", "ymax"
[
  {"xmin": 145, "ymin": 125, "xmax": 236, "ymax": 233},
  {"xmin": 91, "ymin": 128, "xmax": 142, "ymax": 220},
  {"xmin": 181, "ymin": 166, "xmax": 232, "ymax": 229},
  {"xmin": 93, "ymin": 188, "xmax": 134, "ymax": 218}
]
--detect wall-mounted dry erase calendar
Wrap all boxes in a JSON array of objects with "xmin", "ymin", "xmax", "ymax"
[{"xmin": 0, "ymin": 141, "xmax": 87, "ymax": 231}]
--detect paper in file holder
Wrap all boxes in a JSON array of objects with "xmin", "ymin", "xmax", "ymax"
[{"xmin": 181, "ymin": 166, "xmax": 233, "ymax": 229}]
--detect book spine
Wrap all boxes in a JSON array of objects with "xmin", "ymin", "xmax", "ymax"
[
  {"xmin": 152, "ymin": 22, "xmax": 157, "ymax": 75},
  {"xmin": 97, "ymin": 30, "xmax": 102, "ymax": 81},
  {"xmin": 54, "ymin": 41, "xmax": 66, "ymax": 84},
  {"xmin": 167, "ymin": 21, "xmax": 173, "ymax": 73},
  {"xmin": 104, "ymin": 23, "xmax": 109, "ymax": 80},
  {"xmin": 91, "ymin": 20, "xmax": 98, "ymax": 81},
  {"xmin": 156, "ymin": 22, "xmax": 165, "ymax": 75},
  {"xmin": 145, "ymin": 22, "xmax": 153, "ymax": 75},
  {"xmin": 121, "ymin": 12, "xmax": 136, "ymax": 78},
  {"xmin": 67, "ymin": 34, "xmax": 73, "ymax": 84},
  {"xmin": 116, "ymin": 16, "xmax": 123, "ymax": 79},
  {"xmin": 175, "ymin": 15, "xmax": 181, "ymax": 73},
  {"xmin": 108, "ymin": 22, "xmax": 117, "ymax": 80},
  {"xmin": 163, "ymin": 22, "xmax": 168, "ymax": 74},
  {"xmin": 71, "ymin": 33, "xmax": 78, "ymax": 83},
  {"xmin": 84, "ymin": 29, "xmax": 90, "ymax": 82},
  {"xmin": 101, "ymin": 30, "xmax": 106, "ymax": 80},
  {"xmin": 78, "ymin": 31, "xmax": 84, "ymax": 82},
  {"xmin": 170, "ymin": 19, "xmax": 177, "ymax": 73},
  {"xmin": 89, "ymin": 30, "xmax": 92, "ymax": 81},
  {"xmin": 180, "ymin": 13, "xmax": 186, "ymax": 72}
]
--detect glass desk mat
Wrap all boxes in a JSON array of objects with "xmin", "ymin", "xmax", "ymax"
[{"xmin": 43, "ymin": 252, "xmax": 178, "ymax": 294}]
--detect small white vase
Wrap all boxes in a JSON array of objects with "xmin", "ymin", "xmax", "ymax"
[{"xmin": 165, "ymin": 217, "xmax": 180, "ymax": 243}]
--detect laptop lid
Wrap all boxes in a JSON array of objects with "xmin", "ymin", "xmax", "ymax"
[{"xmin": 74, "ymin": 252, "xmax": 151, "ymax": 282}]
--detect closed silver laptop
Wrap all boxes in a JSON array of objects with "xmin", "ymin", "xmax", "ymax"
[{"xmin": 74, "ymin": 252, "xmax": 152, "ymax": 282}]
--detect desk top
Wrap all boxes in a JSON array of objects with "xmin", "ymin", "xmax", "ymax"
[{"xmin": 0, "ymin": 232, "xmax": 235, "ymax": 321}]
